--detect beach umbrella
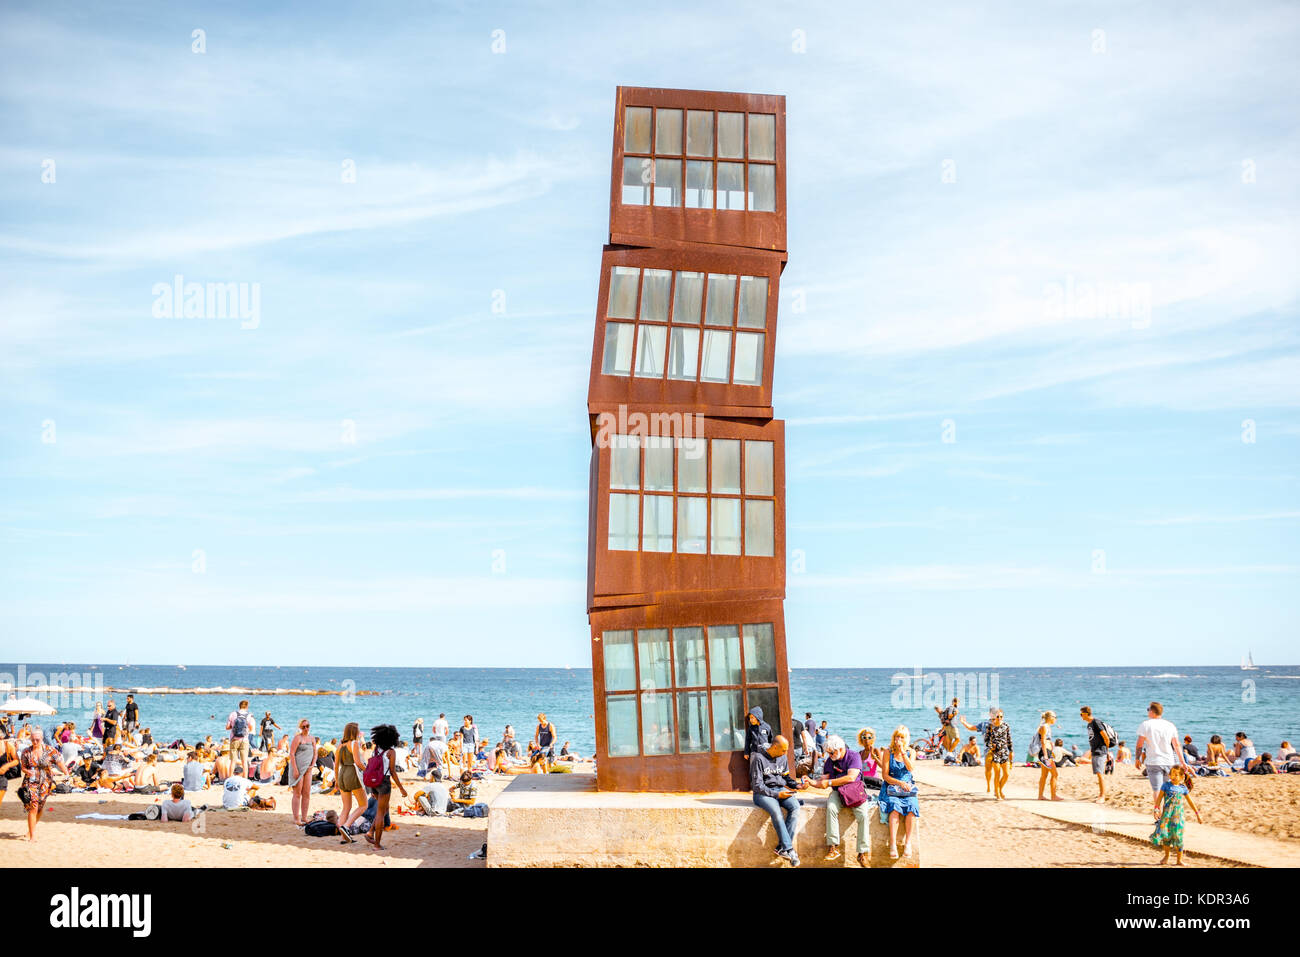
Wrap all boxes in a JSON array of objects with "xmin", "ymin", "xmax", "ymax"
[{"xmin": 0, "ymin": 696, "xmax": 58, "ymax": 717}]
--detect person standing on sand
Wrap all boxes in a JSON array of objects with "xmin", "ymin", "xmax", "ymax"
[
  {"xmin": 412, "ymin": 717, "xmax": 424, "ymax": 750},
  {"xmin": 122, "ymin": 694, "xmax": 140, "ymax": 743},
  {"xmin": 432, "ymin": 713, "xmax": 449, "ymax": 742},
  {"xmin": 226, "ymin": 699, "xmax": 253, "ymax": 777},
  {"xmin": 460, "ymin": 715, "xmax": 479, "ymax": 759},
  {"xmin": 287, "ymin": 719, "xmax": 318, "ymax": 826},
  {"xmin": 19, "ymin": 727, "xmax": 69, "ymax": 842},
  {"xmin": 1080, "ymin": 706, "xmax": 1112, "ymax": 803},
  {"xmin": 1151, "ymin": 765, "xmax": 1201, "ymax": 865},
  {"xmin": 102, "ymin": 698, "xmax": 119, "ymax": 748},
  {"xmin": 365, "ymin": 724, "xmax": 407, "ymax": 851},
  {"xmin": 1134, "ymin": 701, "xmax": 1189, "ymax": 820},
  {"xmin": 1035, "ymin": 711, "xmax": 1063, "ymax": 801},
  {"xmin": 259, "ymin": 711, "xmax": 280, "ymax": 755},
  {"xmin": 983, "ymin": 709, "xmax": 1013, "ymax": 800},
  {"xmin": 960, "ymin": 707, "xmax": 1002, "ymax": 794},
  {"xmin": 532, "ymin": 713, "xmax": 557, "ymax": 762},
  {"xmin": 336, "ymin": 722, "xmax": 367, "ymax": 827},
  {"xmin": 0, "ymin": 732, "xmax": 21, "ymax": 810}
]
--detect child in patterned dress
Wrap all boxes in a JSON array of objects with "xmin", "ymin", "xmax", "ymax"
[{"xmin": 1151, "ymin": 765, "xmax": 1202, "ymax": 865}]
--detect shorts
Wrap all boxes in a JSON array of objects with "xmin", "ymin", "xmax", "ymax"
[
  {"xmin": 1145, "ymin": 764, "xmax": 1171, "ymax": 792},
  {"xmin": 1091, "ymin": 752, "xmax": 1107, "ymax": 774},
  {"xmin": 368, "ymin": 779, "xmax": 392, "ymax": 797}
]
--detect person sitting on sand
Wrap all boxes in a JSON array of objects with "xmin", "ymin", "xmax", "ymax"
[
  {"xmin": 213, "ymin": 746, "xmax": 232, "ymax": 783},
  {"xmin": 1151, "ymin": 765, "xmax": 1201, "ymax": 865},
  {"xmin": 1248, "ymin": 752, "xmax": 1276, "ymax": 775},
  {"xmin": 411, "ymin": 779, "xmax": 450, "ymax": 817},
  {"xmin": 1232, "ymin": 732, "xmax": 1258, "ymax": 771},
  {"xmin": 130, "ymin": 754, "xmax": 161, "ymax": 790},
  {"xmin": 960, "ymin": 737, "xmax": 980, "ymax": 767},
  {"xmin": 159, "ymin": 782, "xmax": 195, "ymax": 822},
  {"xmin": 222, "ymin": 765, "xmax": 257, "ymax": 809},
  {"xmin": 1181, "ymin": 735, "xmax": 1200, "ymax": 764},
  {"xmin": 1203, "ymin": 735, "xmax": 1229, "ymax": 768},
  {"xmin": 491, "ymin": 747, "xmax": 534, "ymax": 776},
  {"xmin": 97, "ymin": 745, "xmax": 135, "ymax": 790},
  {"xmin": 556, "ymin": 741, "xmax": 582, "ymax": 762},
  {"xmin": 1278, "ymin": 741, "xmax": 1296, "ymax": 762},
  {"xmin": 1036, "ymin": 712, "xmax": 1063, "ymax": 801},
  {"xmin": 449, "ymin": 770, "xmax": 480, "ymax": 812},
  {"xmin": 182, "ymin": 751, "xmax": 210, "ymax": 791}
]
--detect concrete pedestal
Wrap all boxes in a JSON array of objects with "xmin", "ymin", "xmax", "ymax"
[{"xmin": 486, "ymin": 773, "xmax": 919, "ymax": 868}]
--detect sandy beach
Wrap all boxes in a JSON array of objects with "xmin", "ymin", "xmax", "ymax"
[{"xmin": 6, "ymin": 757, "xmax": 1294, "ymax": 867}]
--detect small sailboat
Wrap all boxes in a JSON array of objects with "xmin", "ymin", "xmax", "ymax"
[{"xmin": 1241, "ymin": 651, "xmax": 1258, "ymax": 670}]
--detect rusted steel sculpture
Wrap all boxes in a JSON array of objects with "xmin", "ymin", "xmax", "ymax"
[{"xmin": 586, "ymin": 87, "xmax": 790, "ymax": 791}]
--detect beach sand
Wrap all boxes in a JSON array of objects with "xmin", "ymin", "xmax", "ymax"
[{"xmin": 3, "ymin": 760, "xmax": 1290, "ymax": 867}]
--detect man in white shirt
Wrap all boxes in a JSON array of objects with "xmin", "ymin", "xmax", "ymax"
[
  {"xmin": 1134, "ymin": 701, "xmax": 1189, "ymax": 817},
  {"xmin": 432, "ymin": 713, "xmax": 449, "ymax": 741},
  {"xmin": 223, "ymin": 765, "xmax": 253, "ymax": 809}
]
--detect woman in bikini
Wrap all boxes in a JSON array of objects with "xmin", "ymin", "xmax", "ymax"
[{"xmin": 1036, "ymin": 710, "xmax": 1063, "ymax": 801}]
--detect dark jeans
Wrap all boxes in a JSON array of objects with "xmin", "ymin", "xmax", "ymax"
[{"xmin": 753, "ymin": 793, "xmax": 800, "ymax": 854}]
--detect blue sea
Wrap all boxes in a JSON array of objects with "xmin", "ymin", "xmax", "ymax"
[{"xmin": 3, "ymin": 663, "xmax": 1298, "ymax": 759}]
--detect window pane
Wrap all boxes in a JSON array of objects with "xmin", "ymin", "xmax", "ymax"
[
  {"xmin": 652, "ymin": 159, "xmax": 682, "ymax": 207},
  {"xmin": 743, "ymin": 623, "xmax": 777, "ymax": 683},
  {"xmin": 745, "ymin": 499, "xmax": 774, "ymax": 557},
  {"xmin": 639, "ymin": 268, "xmax": 671, "ymax": 321},
  {"xmin": 685, "ymin": 160, "xmax": 713, "ymax": 209},
  {"xmin": 622, "ymin": 156, "xmax": 651, "ymax": 205},
  {"xmin": 624, "ymin": 106, "xmax": 651, "ymax": 153},
  {"xmin": 709, "ymin": 625, "xmax": 742, "ymax": 685},
  {"xmin": 644, "ymin": 438, "xmax": 674, "ymax": 491},
  {"xmin": 711, "ymin": 689, "xmax": 745, "ymax": 752},
  {"xmin": 655, "ymin": 108, "xmax": 682, "ymax": 154},
  {"xmin": 737, "ymin": 275, "xmax": 768, "ymax": 328},
  {"xmin": 641, "ymin": 692, "xmax": 674, "ymax": 755},
  {"xmin": 667, "ymin": 326, "xmax": 699, "ymax": 381},
  {"xmin": 610, "ymin": 437, "xmax": 640, "ymax": 490},
  {"xmin": 718, "ymin": 112, "xmax": 744, "ymax": 158},
  {"xmin": 717, "ymin": 162, "xmax": 745, "ymax": 210},
  {"xmin": 606, "ymin": 695, "xmax": 639, "ymax": 756},
  {"xmin": 705, "ymin": 273, "xmax": 736, "ymax": 326},
  {"xmin": 745, "ymin": 440, "xmax": 774, "ymax": 495},
  {"xmin": 603, "ymin": 630, "xmax": 637, "ymax": 692},
  {"xmin": 711, "ymin": 438, "xmax": 740, "ymax": 493},
  {"xmin": 700, "ymin": 329, "xmax": 731, "ymax": 382},
  {"xmin": 601, "ymin": 322, "xmax": 634, "ymax": 376},
  {"xmin": 673, "ymin": 627, "xmax": 707, "ymax": 686},
  {"xmin": 711, "ymin": 497, "xmax": 741, "ymax": 555},
  {"xmin": 637, "ymin": 628, "xmax": 671, "ymax": 692},
  {"xmin": 673, "ymin": 271, "xmax": 704, "ymax": 323},
  {"xmin": 677, "ymin": 691, "xmax": 711, "ymax": 753},
  {"xmin": 732, "ymin": 331, "xmax": 764, "ymax": 385},
  {"xmin": 642, "ymin": 494, "xmax": 673, "ymax": 552},
  {"xmin": 677, "ymin": 496, "xmax": 707, "ymax": 554},
  {"xmin": 635, "ymin": 324, "xmax": 666, "ymax": 378},
  {"xmin": 677, "ymin": 438, "xmax": 706, "ymax": 492},
  {"xmin": 686, "ymin": 110, "xmax": 713, "ymax": 157},
  {"xmin": 750, "ymin": 163, "xmax": 775, "ymax": 212},
  {"xmin": 746, "ymin": 688, "xmax": 779, "ymax": 732},
  {"xmin": 608, "ymin": 492, "xmax": 639, "ymax": 551},
  {"xmin": 749, "ymin": 114, "xmax": 775, "ymax": 161},
  {"xmin": 608, "ymin": 266, "xmax": 639, "ymax": 319}
]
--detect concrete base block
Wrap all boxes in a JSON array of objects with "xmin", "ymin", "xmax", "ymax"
[{"xmin": 486, "ymin": 773, "xmax": 919, "ymax": 868}]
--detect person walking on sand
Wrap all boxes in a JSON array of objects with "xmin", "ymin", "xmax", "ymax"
[
  {"xmin": 1036, "ymin": 711, "xmax": 1063, "ymax": 801},
  {"xmin": 363, "ymin": 724, "xmax": 407, "ymax": 851},
  {"xmin": 226, "ymin": 699, "xmax": 253, "ymax": 777},
  {"xmin": 1151, "ymin": 765, "xmax": 1201, "ymax": 865},
  {"xmin": 336, "ymin": 722, "xmax": 368, "ymax": 827},
  {"xmin": 287, "ymin": 719, "xmax": 318, "ymax": 826},
  {"xmin": 1135, "ymin": 701, "xmax": 1189, "ymax": 820},
  {"xmin": 18, "ymin": 727, "xmax": 69, "ymax": 842},
  {"xmin": 960, "ymin": 706, "xmax": 1003, "ymax": 793},
  {"xmin": 259, "ymin": 711, "xmax": 280, "ymax": 755},
  {"xmin": 982, "ymin": 710, "xmax": 1013, "ymax": 799},
  {"xmin": 532, "ymin": 712, "xmax": 557, "ymax": 762},
  {"xmin": 1080, "ymin": 706, "xmax": 1113, "ymax": 803}
]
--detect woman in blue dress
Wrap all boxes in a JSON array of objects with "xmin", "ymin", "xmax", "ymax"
[{"xmin": 879, "ymin": 726, "xmax": 920, "ymax": 859}]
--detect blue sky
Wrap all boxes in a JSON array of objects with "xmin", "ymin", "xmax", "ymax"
[{"xmin": 1, "ymin": 1, "xmax": 1297, "ymax": 667}]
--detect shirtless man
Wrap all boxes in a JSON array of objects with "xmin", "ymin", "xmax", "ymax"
[{"xmin": 131, "ymin": 754, "xmax": 161, "ymax": 789}]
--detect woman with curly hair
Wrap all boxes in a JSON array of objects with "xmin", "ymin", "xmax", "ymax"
[{"xmin": 365, "ymin": 724, "xmax": 407, "ymax": 851}]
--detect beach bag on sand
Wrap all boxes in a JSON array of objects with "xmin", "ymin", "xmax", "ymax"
[{"xmin": 362, "ymin": 752, "xmax": 386, "ymax": 789}]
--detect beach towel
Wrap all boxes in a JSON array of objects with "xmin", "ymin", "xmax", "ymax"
[{"xmin": 76, "ymin": 812, "xmax": 130, "ymax": 820}]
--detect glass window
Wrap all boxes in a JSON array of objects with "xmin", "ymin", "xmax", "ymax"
[
  {"xmin": 602, "ymin": 629, "xmax": 636, "ymax": 692},
  {"xmin": 717, "ymin": 161, "xmax": 745, "ymax": 210},
  {"xmin": 606, "ymin": 695, "xmax": 639, "ymax": 756},
  {"xmin": 608, "ymin": 492, "xmax": 639, "ymax": 551},
  {"xmin": 677, "ymin": 439, "xmax": 706, "ymax": 492},
  {"xmin": 745, "ymin": 499, "xmax": 774, "ymax": 557},
  {"xmin": 711, "ymin": 439, "xmax": 741, "ymax": 494},
  {"xmin": 637, "ymin": 628, "xmax": 671, "ymax": 692},
  {"xmin": 745, "ymin": 440, "xmax": 774, "ymax": 495},
  {"xmin": 655, "ymin": 108, "xmax": 682, "ymax": 154},
  {"xmin": 642, "ymin": 494, "xmax": 673, "ymax": 552},
  {"xmin": 686, "ymin": 110, "xmax": 713, "ymax": 156},
  {"xmin": 737, "ymin": 275, "xmax": 768, "ymax": 328},
  {"xmin": 610, "ymin": 438, "xmax": 640, "ymax": 490},
  {"xmin": 601, "ymin": 322, "xmax": 634, "ymax": 376},
  {"xmin": 677, "ymin": 497, "xmax": 707, "ymax": 554},
  {"xmin": 750, "ymin": 163, "xmax": 775, "ymax": 212},
  {"xmin": 673, "ymin": 627, "xmax": 707, "ymax": 687},
  {"xmin": 711, "ymin": 689, "xmax": 745, "ymax": 751},
  {"xmin": 667, "ymin": 326, "xmax": 699, "ymax": 381},
  {"xmin": 639, "ymin": 268, "xmax": 671, "ymax": 321},
  {"xmin": 705, "ymin": 274, "xmax": 736, "ymax": 326},
  {"xmin": 685, "ymin": 160, "xmax": 713, "ymax": 209},
  {"xmin": 676, "ymin": 691, "xmax": 712, "ymax": 753},
  {"xmin": 607, "ymin": 266, "xmax": 639, "ymax": 319},
  {"xmin": 635, "ymin": 323, "xmax": 666, "ymax": 378},
  {"xmin": 641, "ymin": 692, "xmax": 674, "ymax": 755},
  {"xmin": 624, "ymin": 106, "xmax": 651, "ymax": 153},
  {"xmin": 700, "ymin": 329, "xmax": 731, "ymax": 382},
  {"xmin": 644, "ymin": 439, "xmax": 674, "ymax": 491},
  {"xmin": 718, "ymin": 112, "xmax": 744, "ymax": 158},
  {"xmin": 672, "ymin": 271, "xmax": 704, "ymax": 323},
  {"xmin": 749, "ymin": 114, "xmax": 775, "ymax": 161},
  {"xmin": 709, "ymin": 625, "xmax": 742, "ymax": 685},
  {"xmin": 622, "ymin": 156, "xmax": 651, "ymax": 205},
  {"xmin": 732, "ymin": 331, "xmax": 764, "ymax": 385},
  {"xmin": 746, "ymin": 687, "xmax": 780, "ymax": 731},
  {"xmin": 743, "ymin": 623, "xmax": 778, "ymax": 683},
  {"xmin": 652, "ymin": 159, "xmax": 682, "ymax": 207},
  {"xmin": 711, "ymin": 497, "xmax": 741, "ymax": 555}
]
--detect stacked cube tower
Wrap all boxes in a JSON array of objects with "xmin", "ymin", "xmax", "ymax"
[{"xmin": 586, "ymin": 87, "xmax": 790, "ymax": 791}]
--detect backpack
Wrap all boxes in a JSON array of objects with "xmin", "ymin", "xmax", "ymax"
[
  {"xmin": 231, "ymin": 713, "xmax": 248, "ymax": 738},
  {"xmin": 362, "ymin": 751, "xmax": 387, "ymax": 789},
  {"xmin": 1098, "ymin": 721, "xmax": 1116, "ymax": 747}
]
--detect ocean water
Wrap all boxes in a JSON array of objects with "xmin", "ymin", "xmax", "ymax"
[{"xmin": 3, "ymin": 663, "xmax": 1297, "ymax": 759}]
